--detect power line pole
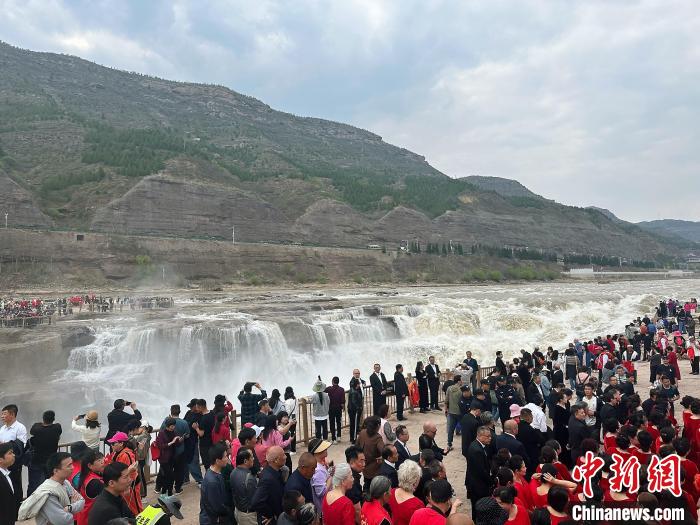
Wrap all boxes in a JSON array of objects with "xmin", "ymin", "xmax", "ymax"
[{"xmin": 232, "ymin": 226, "xmax": 235, "ymax": 245}]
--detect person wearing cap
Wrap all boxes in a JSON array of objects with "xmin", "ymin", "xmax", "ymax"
[
  {"xmin": 308, "ymin": 437, "xmax": 333, "ymax": 515},
  {"xmin": 310, "ymin": 377, "xmax": 330, "ymax": 441},
  {"xmin": 495, "ymin": 378, "xmax": 519, "ymax": 429},
  {"xmin": 459, "ymin": 400, "xmax": 483, "ymax": 458},
  {"xmin": 183, "ymin": 399, "xmax": 203, "ymax": 486},
  {"xmin": 135, "ymin": 494, "xmax": 183, "ymax": 525},
  {"xmin": 105, "ymin": 432, "xmax": 142, "ymax": 516},
  {"xmin": 409, "ymin": 478, "xmax": 460, "ymax": 525},
  {"xmin": 72, "ymin": 411, "xmax": 101, "ymax": 451},
  {"xmin": 28, "ymin": 410, "xmax": 63, "ymax": 496},
  {"xmin": 249, "ymin": 446, "xmax": 286, "ymax": 523},
  {"xmin": 106, "ymin": 399, "xmax": 141, "ymax": 442}
]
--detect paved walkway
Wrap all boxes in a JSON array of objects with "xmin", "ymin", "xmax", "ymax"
[{"xmin": 24, "ymin": 360, "xmax": 700, "ymax": 524}]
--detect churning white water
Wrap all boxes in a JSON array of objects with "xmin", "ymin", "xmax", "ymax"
[{"xmin": 47, "ymin": 279, "xmax": 698, "ymax": 424}]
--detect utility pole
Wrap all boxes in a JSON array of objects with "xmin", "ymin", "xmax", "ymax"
[
  {"xmin": 162, "ymin": 266, "xmax": 165, "ymax": 282},
  {"xmin": 232, "ymin": 226, "xmax": 235, "ymax": 245},
  {"xmin": 4, "ymin": 212, "xmax": 7, "ymax": 229}
]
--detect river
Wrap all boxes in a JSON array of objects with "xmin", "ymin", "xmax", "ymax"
[{"xmin": 5, "ymin": 279, "xmax": 699, "ymax": 429}]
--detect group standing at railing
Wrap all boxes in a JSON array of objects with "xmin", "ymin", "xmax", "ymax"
[{"xmin": 2, "ymin": 296, "xmax": 700, "ymax": 525}]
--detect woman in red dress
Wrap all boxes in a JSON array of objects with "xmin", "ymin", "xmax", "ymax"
[
  {"xmin": 389, "ymin": 460, "xmax": 424, "ymax": 525},
  {"xmin": 528, "ymin": 464, "xmax": 576, "ymax": 508},
  {"xmin": 546, "ymin": 486, "xmax": 571, "ymax": 525},
  {"xmin": 361, "ymin": 475, "xmax": 393, "ymax": 525},
  {"xmin": 494, "ymin": 486, "xmax": 530, "ymax": 525},
  {"xmin": 508, "ymin": 456, "xmax": 534, "ymax": 509},
  {"xmin": 322, "ymin": 463, "xmax": 356, "ymax": 525}
]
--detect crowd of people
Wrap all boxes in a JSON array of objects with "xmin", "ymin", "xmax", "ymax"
[
  {"xmin": 0, "ymin": 295, "xmax": 175, "ymax": 322},
  {"xmin": 0, "ymin": 296, "xmax": 699, "ymax": 525}
]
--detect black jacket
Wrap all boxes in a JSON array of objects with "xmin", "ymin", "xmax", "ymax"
[
  {"xmin": 599, "ymin": 402, "xmax": 617, "ymax": 427},
  {"xmin": 465, "ymin": 440, "xmax": 492, "ymax": 499},
  {"xmin": 393, "ymin": 372, "xmax": 408, "ymax": 397},
  {"xmin": 426, "ymin": 363, "xmax": 441, "ymax": 383},
  {"xmin": 494, "ymin": 433, "xmax": 529, "ymax": 465},
  {"xmin": 526, "ymin": 383, "xmax": 545, "ymax": 407},
  {"xmin": 418, "ymin": 433, "xmax": 445, "ymax": 461},
  {"xmin": 0, "ymin": 471, "xmax": 17, "ymax": 525},
  {"xmin": 370, "ymin": 373, "xmax": 388, "ymax": 395},
  {"xmin": 394, "ymin": 440, "xmax": 412, "ymax": 468},
  {"xmin": 377, "ymin": 461, "xmax": 399, "ymax": 488},
  {"xmin": 516, "ymin": 422, "xmax": 544, "ymax": 469},
  {"xmin": 460, "ymin": 412, "xmax": 481, "ymax": 456},
  {"xmin": 88, "ymin": 489, "xmax": 135, "ymax": 525},
  {"xmin": 552, "ymin": 369, "xmax": 564, "ymax": 386},
  {"xmin": 568, "ymin": 415, "xmax": 590, "ymax": 461},
  {"xmin": 106, "ymin": 408, "xmax": 142, "ymax": 440},
  {"xmin": 250, "ymin": 466, "xmax": 285, "ymax": 520}
]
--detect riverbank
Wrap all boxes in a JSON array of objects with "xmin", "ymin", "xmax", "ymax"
[{"xmin": 4, "ymin": 228, "xmax": 691, "ymax": 290}]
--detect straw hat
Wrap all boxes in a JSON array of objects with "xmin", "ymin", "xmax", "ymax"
[
  {"xmin": 85, "ymin": 410, "xmax": 98, "ymax": 421},
  {"xmin": 312, "ymin": 378, "xmax": 327, "ymax": 393},
  {"xmin": 308, "ymin": 438, "xmax": 331, "ymax": 454}
]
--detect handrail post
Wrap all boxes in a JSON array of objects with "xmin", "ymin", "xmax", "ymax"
[{"xmin": 299, "ymin": 398, "xmax": 310, "ymax": 446}]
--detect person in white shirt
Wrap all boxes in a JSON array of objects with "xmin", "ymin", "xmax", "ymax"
[
  {"xmin": 0, "ymin": 404, "xmax": 28, "ymax": 501},
  {"xmin": 71, "ymin": 411, "xmax": 101, "ymax": 451},
  {"xmin": 581, "ymin": 384, "xmax": 598, "ymax": 429},
  {"xmin": 523, "ymin": 403, "xmax": 547, "ymax": 433}
]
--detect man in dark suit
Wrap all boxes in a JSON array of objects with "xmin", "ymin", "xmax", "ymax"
[
  {"xmin": 418, "ymin": 421, "xmax": 449, "ymax": 461},
  {"xmin": 393, "ymin": 364, "xmax": 409, "ymax": 421},
  {"xmin": 568, "ymin": 403, "xmax": 590, "ymax": 465},
  {"xmin": 551, "ymin": 363, "xmax": 564, "ymax": 387},
  {"xmin": 465, "ymin": 427, "xmax": 493, "ymax": 519},
  {"xmin": 517, "ymin": 408, "xmax": 545, "ymax": 474},
  {"xmin": 526, "ymin": 374, "xmax": 545, "ymax": 409},
  {"xmin": 426, "ymin": 356, "xmax": 441, "ymax": 410},
  {"xmin": 370, "ymin": 363, "xmax": 388, "ymax": 415},
  {"xmin": 460, "ymin": 400, "xmax": 483, "ymax": 459},
  {"xmin": 377, "ymin": 445, "xmax": 399, "ymax": 488},
  {"xmin": 250, "ymin": 446, "xmax": 287, "ymax": 522},
  {"xmin": 394, "ymin": 425, "xmax": 412, "ymax": 469},
  {"xmin": 494, "ymin": 419, "xmax": 529, "ymax": 465},
  {"xmin": 0, "ymin": 443, "xmax": 18, "ymax": 525}
]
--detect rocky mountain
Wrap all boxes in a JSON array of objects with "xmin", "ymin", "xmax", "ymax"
[
  {"xmin": 462, "ymin": 176, "xmax": 547, "ymax": 200},
  {"xmin": 0, "ymin": 41, "xmax": 693, "ymax": 262},
  {"xmin": 637, "ymin": 220, "xmax": 700, "ymax": 244}
]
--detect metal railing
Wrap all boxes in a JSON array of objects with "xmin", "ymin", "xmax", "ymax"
[{"xmin": 55, "ymin": 364, "xmax": 500, "ymax": 471}]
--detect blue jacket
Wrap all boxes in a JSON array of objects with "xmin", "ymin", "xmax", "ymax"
[{"xmin": 199, "ymin": 469, "xmax": 232, "ymax": 525}]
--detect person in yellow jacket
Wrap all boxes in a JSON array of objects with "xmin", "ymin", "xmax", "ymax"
[{"xmin": 136, "ymin": 495, "xmax": 183, "ymax": 525}]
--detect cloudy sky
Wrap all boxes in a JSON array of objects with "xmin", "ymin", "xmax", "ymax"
[{"xmin": 2, "ymin": 0, "xmax": 699, "ymax": 222}]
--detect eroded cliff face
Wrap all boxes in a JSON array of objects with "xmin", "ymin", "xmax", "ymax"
[
  {"xmin": 0, "ymin": 172, "xmax": 53, "ymax": 228},
  {"xmin": 89, "ymin": 175, "xmax": 292, "ymax": 241}
]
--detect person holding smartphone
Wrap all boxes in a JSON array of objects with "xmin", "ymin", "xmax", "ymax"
[{"xmin": 72, "ymin": 411, "xmax": 101, "ymax": 451}]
